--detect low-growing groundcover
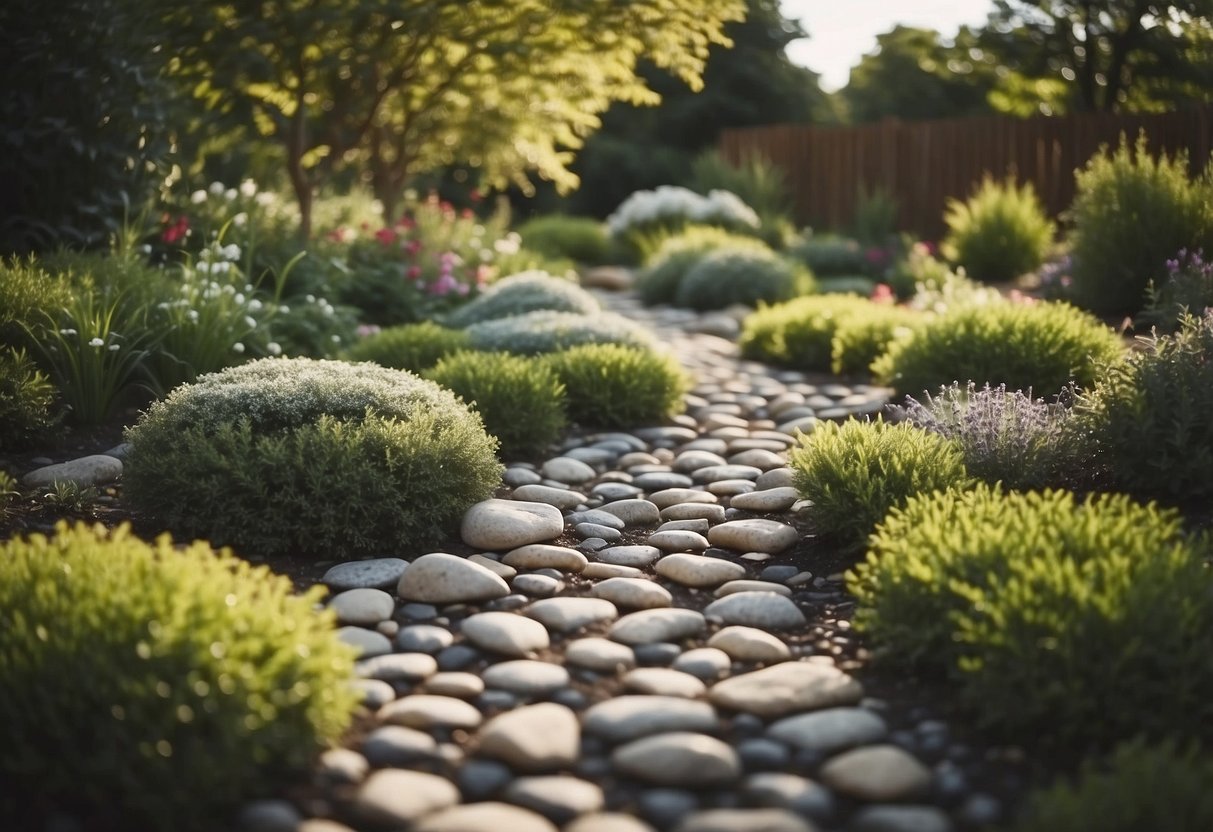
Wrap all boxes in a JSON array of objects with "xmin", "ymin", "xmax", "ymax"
[
  {"xmin": 442, "ymin": 270, "xmax": 600, "ymax": 328},
  {"xmin": 543, "ymin": 343, "xmax": 690, "ymax": 429},
  {"xmin": 0, "ymin": 522, "xmax": 358, "ymax": 831},
  {"xmin": 464, "ymin": 309, "xmax": 652, "ymax": 355},
  {"xmin": 850, "ymin": 485, "xmax": 1213, "ymax": 750},
  {"xmin": 739, "ymin": 294, "xmax": 876, "ymax": 371},
  {"xmin": 674, "ymin": 248, "xmax": 812, "ymax": 310},
  {"xmin": 123, "ymin": 357, "xmax": 503, "ymax": 557},
  {"xmin": 340, "ymin": 321, "xmax": 472, "ymax": 372}
]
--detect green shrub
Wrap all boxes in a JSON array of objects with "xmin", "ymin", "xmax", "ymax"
[
  {"xmin": 1137, "ymin": 248, "xmax": 1213, "ymax": 332},
  {"xmin": 884, "ymin": 241, "xmax": 951, "ymax": 301},
  {"xmin": 0, "ymin": 521, "xmax": 357, "ymax": 830},
  {"xmin": 1013, "ymin": 740, "xmax": 1213, "ymax": 832},
  {"xmin": 465, "ymin": 310, "xmax": 652, "ymax": 355},
  {"xmin": 123, "ymin": 358, "xmax": 502, "ymax": 557},
  {"xmin": 426, "ymin": 351, "xmax": 567, "ymax": 459},
  {"xmin": 851, "ymin": 185, "xmax": 900, "ymax": 244},
  {"xmin": 789, "ymin": 418, "xmax": 970, "ymax": 548},
  {"xmin": 675, "ymin": 248, "xmax": 812, "ymax": 310},
  {"xmin": 1068, "ymin": 134, "xmax": 1213, "ymax": 317},
  {"xmin": 635, "ymin": 226, "xmax": 771, "ymax": 306},
  {"xmin": 872, "ymin": 300, "xmax": 1122, "ymax": 398},
  {"xmin": 0, "ymin": 347, "xmax": 59, "ymax": 450},
  {"xmin": 830, "ymin": 305, "xmax": 923, "ymax": 376},
  {"xmin": 816, "ymin": 276, "xmax": 876, "ymax": 296},
  {"xmin": 850, "ymin": 485, "xmax": 1213, "ymax": 747},
  {"xmin": 0, "ymin": 256, "xmax": 76, "ymax": 340},
  {"xmin": 942, "ymin": 175, "xmax": 1055, "ymax": 285},
  {"xmin": 444, "ymin": 270, "xmax": 600, "ymax": 328},
  {"xmin": 1073, "ymin": 312, "xmax": 1213, "ymax": 501},
  {"xmin": 739, "ymin": 294, "xmax": 875, "ymax": 370},
  {"xmin": 542, "ymin": 343, "xmax": 689, "ymax": 429},
  {"xmin": 903, "ymin": 382, "xmax": 1082, "ymax": 491},
  {"xmin": 787, "ymin": 236, "xmax": 866, "ymax": 277},
  {"xmin": 516, "ymin": 215, "xmax": 608, "ymax": 265},
  {"xmin": 341, "ymin": 321, "xmax": 472, "ymax": 372}
]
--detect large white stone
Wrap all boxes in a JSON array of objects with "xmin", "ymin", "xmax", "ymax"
[
  {"xmin": 416, "ymin": 803, "xmax": 558, "ymax": 832},
  {"xmin": 655, "ymin": 553, "xmax": 747, "ymax": 588},
  {"xmin": 703, "ymin": 592, "xmax": 807, "ymax": 630},
  {"xmin": 22, "ymin": 454, "xmax": 122, "ymax": 489},
  {"xmin": 707, "ymin": 626, "xmax": 791, "ymax": 663},
  {"xmin": 590, "ymin": 578, "xmax": 673, "ymax": 610},
  {"xmin": 818, "ymin": 745, "xmax": 932, "ymax": 802},
  {"xmin": 526, "ymin": 597, "xmax": 618, "ymax": 632},
  {"xmin": 609, "ymin": 608, "xmax": 706, "ymax": 645},
  {"xmin": 397, "ymin": 553, "xmax": 510, "ymax": 604},
  {"xmin": 612, "ymin": 733, "xmax": 740, "ymax": 786},
  {"xmin": 462, "ymin": 611, "xmax": 550, "ymax": 657},
  {"xmin": 329, "ymin": 588, "xmax": 395, "ymax": 625},
  {"xmin": 461, "ymin": 499, "xmax": 564, "ymax": 549},
  {"xmin": 708, "ymin": 519, "xmax": 800, "ymax": 554},
  {"xmin": 504, "ymin": 544, "xmax": 588, "ymax": 573},
  {"xmin": 351, "ymin": 770, "xmax": 459, "ymax": 825},
  {"xmin": 477, "ymin": 702, "xmax": 580, "ymax": 772},
  {"xmin": 708, "ymin": 661, "xmax": 863, "ymax": 718}
]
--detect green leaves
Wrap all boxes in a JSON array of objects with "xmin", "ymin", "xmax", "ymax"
[{"xmin": 941, "ymin": 175, "xmax": 1056, "ymax": 285}]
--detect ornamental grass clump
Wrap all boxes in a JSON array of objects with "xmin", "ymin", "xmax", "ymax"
[
  {"xmin": 635, "ymin": 226, "xmax": 772, "ymax": 305},
  {"xmin": 465, "ymin": 309, "xmax": 652, "ymax": 355},
  {"xmin": 850, "ymin": 485, "xmax": 1213, "ymax": 749},
  {"xmin": 426, "ymin": 351, "xmax": 567, "ymax": 459},
  {"xmin": 941, "ymin": 175, "xmax": 1055, "ymax": 285},
  {"xmin": 515, "ymin": 215, "xmax": 609, "ymax": 265},
  {"xmin": 341, "ymin": 321, "xmax": 471, "ymax": 372},
  {"xmin": 789, "ymin": 418, "xmax": 970, "ymax": 548},
  {"xmin": 903, "ymin": 382, "xmax": 1082, "ymax": 490},
  {"xmin": 872, "ymin": 300, "xmax": 1122, "ymax": 398},
  {"xmin": 124, "ymin": 357, "xmax": 502, "ymax": 557},
  {"xmin": 739, "ymin": 294, "xmax": 875, "ymax": 370},
  {"xmin": 675, "ymin": 248, "xmax": 813, "ymax": 310},
  {"xmin": 542, "ymin": 343, "xmax": 689, "ymax": 429},
  {"xmin": 1073, "ymin": 311, "xmax": 1213, "ymax": 501},
  {"xmin": 443, "ymin": 270, "xmax": 601, "ymax": 328},
  {"xmin": 0, "ymin": 522, "xmax": 358, "ymax": 831}
]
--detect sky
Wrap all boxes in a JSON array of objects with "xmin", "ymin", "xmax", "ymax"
[{"xmin": 780, "ymin": 0, "xmax": 997, "ymax": 92}]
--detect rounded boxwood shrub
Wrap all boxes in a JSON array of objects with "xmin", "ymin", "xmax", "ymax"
[
  {"xmin": 425, "ymin": 351, "xmax": 567, "ymax": 459},
  {"xmin": 341, "ymin": 321, "xmax": 471, "ymax": 372},
  {"xmin": 872, "ymin": 300, "xmax": 1122, "ymax": 398},
  {"xmin": 635, "ymin": 226, "xmax": 772, "ymax": 305},
  {"xmin": 0, "ymin": 522, "xmax": 357, "ymax": 830},
  {"xmin": 739, "ymin": 294, "xmax": 875, "ymax": 371},
  {"xmin": 542, "ymin": 343, "xmax": 689, "ymax": 429},
  {"xmin": 674, "ymin": 248, "xmax": 813, "ymax": 310},
  {"xmin": 786, "ymin": 236, "xmax": 866, "ymax": 277},
  {"xmin": 516, "ymin": 215, "xmax": 608, "ymax": 265},
  {"xmin": 465, "ymin": 309, "xmax": 652, "ymax": 355},
  {"xmin": 789, "ymin": 418, "xmax": 970, "ymax": 548},
  {"xmin": 1013, "ymin": 740, "xmax": 1213, "ymax": 832},
  {"xmin": 1074, "ymin": 312, "xmax": 1213, "ymax": 501},
  {"xmin": 850, "ymin": 485, "xmax": 1213, "ymax": 747},
  {"xmin": 444, "ymin": 270, "xmax": 600, "ymax": 328},
  {"xmin": 941, "ymin": 175, "xmax": 1055, "ymax": 285},
  {"xmin": 830, "ymin": 305, "xmax": 923, "ymax": 376},
  {"xmin": 123, "ymin": 357, "xmax": 503, "ymax": 557}
]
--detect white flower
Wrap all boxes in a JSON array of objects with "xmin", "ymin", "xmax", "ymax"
[
  {"xmin": 59, "ymin": 328, "xmax": 77, "ymax": 336},
  {"xmin": 212, "ymin": 261, "xmax": 232, "ymax": 274},
  {"xmin": 190, "ymin": 190, "xmax": 208, "ymax": 204},
  {"xmin": 234, "ymin": 292, "xmax": 245, "ymax": 304},
  {"xmin": 88, "ymin": 337, "xmax": 105, "ymax": 348},
  {"xmin": 187, "ymin": 310, "xmax": 199, "ymax": 322},
  {"xmin": 239, "ymin": 179, "xmax": 257, "ymax": 198},
  {"xmin": 232, "ymin": 212, "xmax": 248, "ymax": 227},
  {"xmin": 196, "ymin": 261, "xmax": 211, "ymax": 274},
  {"xmin": 331, "ymin": 334, "xmax": 341, "ymax": 343},
  {"xmin": 221, "ymin": 243, "xmax": 241, "ymax": 261},
  {"xmin": 267, "ymin": 341, "xmax": 282, "ymax": 356},
  {"xmin": 107, "ymin": 344, "xmax": 120, "ymax": 351},
  {"xmin": 138, "ymin": 244, "xmax": 152, "ymax": 254},
  {"xmin": 278, "ymin": 305, "xmax": 290, "ymax": 314},
  {"xmin": 244, "ymin": 316, "xmax": 257, "ymax": 328},
  {"xmin": 247, "ymin": 299, "xmax": 263, "ymax": 312},
  {"xmin": 224, "ymin": 188, "xmax": 237, "ymax": 201},
  {"xmin": 305, "ymin": 294, "xmax": 316, "ymax": 303},
  {"xmin": 209, "ymin": 181, "xmax": 225, "ymax": 196},
  {"xmin": 232, "ymin": 342, "xmax": 245, "ymax": 353},
  {"xmin": 254, "ymin": 192, "xmax": 274, "ymax": 208}
]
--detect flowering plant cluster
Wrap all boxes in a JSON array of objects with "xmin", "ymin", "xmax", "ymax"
[
  {"xmin": 605, "ymin": 186, "xmax": 761, "ymax": 239},
  {"xmin": 1139, "ymin": 248, "xmax": 1213, "ymax": 332}
]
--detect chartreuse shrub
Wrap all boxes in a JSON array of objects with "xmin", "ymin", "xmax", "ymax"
[
  {"xmin": 1013, "ymin": 740, "xmax": 1213, "ymax": 832},
  {"xmin": 425, "ymin": 352, "xmax": 566, "ymax": 459},
  {"xmin": 789, "ymin": 418, "xmax": 970, "ymax": 548},
  {"xmin": 675, "ymin": 248, "xmax": 813, "ymax": 310},
  {"xmin": 0, "ymin": 522, "xmax": 357, "ymax": 830},
  {"xmin": 1068, "ymin": 133, "xmax": 1213, "ymax": 316},
  {"xmin": 850, "ymin": 485, "xmax": 1213, "ymax": 747},
  {"xmin": 444, "ymin": 270, "xmax": 600, "ymax": 328},
  {"xmin": 465, "ymin": 310, "xmax": 652, "ymax": 355},
  {"xmin": 542, "ymin": 344, "xmax": 689, "ymax": 429},
  {"xmin": 739, "ymin": 294, "xmax": 875, "ymax": 371},
  {"xmin": 0, "ymin": 347, "xmax": 59, "ymax": 450},
  {"xmin": 1074, "ymin": 312, "xmax": 1213, "ymax": 501},
  {"xmin": 941, "ymin": 175, "xmax": 1055, "ymax": 285},
  {"xmin": 904, "ymin": 382, "xmax": 1082, "ymax": 491},
  {"xmin": 342, "ymin": 321, "xmax": 472, "ymax": 372},
  {"xmin": 516, "ymin": 215, "xmax": 608, "ymax": 265},
  {"xmin": 872, "ymin": 300, "xmax": 1122, "ymax": 398},
  {"xmin": 124, "ymin": 358, "xmax": 502, "ymax": 557},
  {"xmin": 830, "ymin": 305, "xmax": 924, "ymax": 376},
  {"xmin": 635, "ymin": 226, "xmax": 771, "ymax": 305}
]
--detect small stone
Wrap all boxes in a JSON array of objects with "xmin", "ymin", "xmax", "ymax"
[
  {"xmin": 596, "ymin": 545, "xmax": 662, "ymax": 568},
  {"xmin": 513, "ymin": 483, "xmax": 588, "ymax": 510},
  {"xmin": 610, "ymin": 609, "xmax": 706, "ymax": 645},
  {"xmin": 238, "ymin": 799, "xmax": 301, "ymax": 832},
  {"xmin": 714, "ymin": 580, "xmax": 792, "ymax": 598},
  {"xmin": 742, "ymin": 773, "xmax": 835, "ymax": 819},
  {"xmin": 415, "ymin": 803, "xmax": 559, "ymax": 832},
  {"xmin": 397, "ymin": 552, "xmax": 510, "ymax": 604},
  {"xmin": 708, "ymin": 627, "xmax": 791, "ymax": 663},
  {"xmin": 850, "ymin": 806, "xmax": 953, "ymax": 832},
  {"xmin": 728, "ymin": 487, "xmax": 801, "ymax": 513},
  {"xmin": 329, "ymin": 588, "xmax": 395, "ymax": 625},
  {"xmin": 395, "ymin": 624, "xmax": 454, "ymax": 654},
  {"xmin": 768, "ymin": 708, "xmax": 888, "ymax": 754},
  {"xmin": 477, "ymin": 702, "xmax": 581, "ymax": 772},
  {"xmin": 709, "ymin": 661, "xmax": 863, "ymax": 718},
  {"xmin": 818, "ymin": 745, "xmax": 932, "ymax": 801},
  {"xmin": 590, "ymin": 578, "xmax": 673, "ymax": 609},
  {"xmin": 565, "ymin": 813, "xmax": 657, "ymax": 832},
  {"xmin": 661, "ymin": 503, "xmax": 727, "ymax": 523},
  {"xmin": 526, "ymin": 597, "xmax": 619, "ymax": 632},
  {"xmin": 568, "ymin": 509, "xmax": 627, "ymax": 529},
  {"xmin": 672, "ymin": 648, "xmax": 732, "ymax": 681},
  {"xmin": 505, "ymin": 466, "xmax": 544, "ymax": 487},
  {"xmin": 658, "ymin": 518, "xmax": 711, "ymax": 534},
  {"xmin": 612, "ymin": 733, "xmax": 740, "ymax": 786},
  {"xmin": 322, "ymin": 558, "xmax": 409, "ymax": 591},
  {"xmin": 423, "ymin": 672, "xmax": 485, "ymax": 699},
  {"xmin": 583, "ymin": 696, "xmax": 718, "ymax": 742},
  {"xmin": 504, "ymin": 544, "xmax": 588, "ymax": 573},
  {"xmin": 504, "ymin": 775, "xmax": 605, "ymax": 823},
  {"xmin": 755, "ymin": 468, "xmax": 797, "ymax": 489},
  {"xmin": 378, "ymin": 694, "xmax": 483, "ymax": 730},
  {"xmin": 457, "ymin": 758, "xmax": 514, "ymax": 800},
  {"xmin": 469, "ymin": 554, "xmax": 518, "ymax": 580},
  {"xmin": 655, "ymin": 553, "xmax": 746, "ymax": 588},
  {"xmin": 361, "ymin": 725, "xmax": 440, "ymax": 766},
  {"xmin": 462, "ymin": 499, "xmax": 565, "ymax": 549},
  {"xmin": 462, "ymin": 611, "xmax": 551, "ymax": 657},
  {"xmin": 565, "ymin": 638, "xmax": 637, "ymax": 672},
  {"xmin": 648, "ymin": 488, "xmax": 719, "ymax": 510},
  {"xmin": 482, "ymin": 660, "xmax": 570, "ymax": 696},
  {"xmin": 583, "ymin": 563, "xmax": 646, "ymax": 579},
  {"xmin": 673, "ymin": 809, "xmax": 816, "ymax": 832},
  {"xmin": 576, "ymin": 523, "xmax": 623, "ymax": 542},
  {"xmin": 708, "ymin": 520, "xmax": 800, "ymax": 554},
  {"xmin": 21, "ymin": 455, "xmax": 122, "ymax": 489},
  {"xmin": 598, "ymin": 498, "xmax": 662, "ymax": 527},
  {"xmin": 727, "ymin": 449, "xmax": 786, "ymax": 470},
  {"xmin": 703, "ymin": 592, "xmax": 806, "ymax": 630},
  {"xmin": 350, "ymin": 678, "xmax": 396, "ymax": 708},
  {"xmin": 513, "ymin": 573, "xmax": 564, "ymax": 597},
  {"xmin": 691, "ymin": 464, "xmax": 763, "ymax": 484},
  {"xmin": 352, "ymin": 769, "xmax": 459, "ymax": 826},
  {"xmin": 648, "ymin": 530, "xmax": 711, "ymax": 552},
  {"xmin": 592, "ymin": 482, "xmax": 644, "ymax": 502},
  {"xmin": 632, "ymin": 472, "xmax": 694, "ymax": 491},
  {"xmin": 541, "ymin": 456, "xmax": 597, "ymax": 484},
  {"xmin": 337, "ymin": 627, "xmax": 392, "ymax": 658},
  {"xmin": 622, "ymin": 667, "xmax": 707, "ymax": 698},
  {"xmin": 356, "ymin": 652, "xmax": 438, "ymax": 682}
]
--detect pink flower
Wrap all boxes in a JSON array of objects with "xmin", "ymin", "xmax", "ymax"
[
  {"xmin": 406, "ymin": 265, "xmax": 422, "ymax": 280},
  {"xmin": 429, "ymin": 273, "xmax": 458, "ymax": 296},
  {"xmin": 355, "ymin": 324, "xmax": 381, "ymax": 338},
  {"xmin": 870, "ymin": 283, "xmax": 895, "ymax": 304},
  {"xmin": 405, "ymin": 239, "xmax": 422, "ymax": 256},
  {"xmin": 374, "ymin": 227, "xmax": 396, "ymax": 246},
  {"xmin": 161, "ymin": 215, "xmax": 190, "ymax": 244}
]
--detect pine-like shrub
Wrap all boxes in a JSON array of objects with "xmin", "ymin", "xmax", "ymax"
[
  {"xmin": 123, "ymin": 358, "xmax": 502, "ymax": 556},
  {"xmin": 542, "ymin": 343, "xmax": 689, "ymax": 429},
  {"xmin": 941, "ymin": 175, "xmax": 1055, "ymax": 285},
  {"xmin": 342, "ymin": 321, "xmax": 472, "ymax": 372},
  {"xmin": 1073, "ymin": 312, "xmax": 1213, "ymax": 501},
  {"xmin": 872, "ymin": 300, "xmax": 1122, "ymax": 398},
  {"xmin": 425, "ymin": 351, "xmax": 567, "ymax": 459},
  {"xmin": 675, "ymin": 248, "xmax": 813, "ymax": 310},
  {"xmin": 739, "ymin": 294, "xmax": 875, "ymax": 370},
  {"xmin": 904, "ymin": 382, "xmax": 1082, "ymax": 490},
  {"xmin": 515, "ymin": 215, "xmax": 608, "ymax": 265},
  {"xmin": 787, "ymin": 236, "xmax": 867, "ymax": 277},
  {"xmin": 465, "ymin": 310, "xmax": 652, "ymax": 355},
  {"xmin": 1013, "ymin": 740, "xmax": 1213, "ymax": 832},
  {"xmin": 1068, "ymin": 134, "xmax": 1213, "ymax": 317},
  {"xmin": 444, "ymin": 270, "xmax": 600, "ymax": 328},
  {"xmin": 830, "ymin": 305, "xmax": 924, "ymax": 376},
  {"xmin": 0, "ymin": 522, "xmax": 357, "ymax": 830},
  {"xmin": 0, "ymin": 346, "xmax": 59, "ymax": 450},
  {"xmin": 789, "ymin": 418, "xmax": 970, "ymax": 548},
  {"xmin": 635, "ymin": 226, "xmax": 771, "ymax": 305},
  {"xmin": 851, "ymin": 485, "xmax": 1213, "ymax": 747}
]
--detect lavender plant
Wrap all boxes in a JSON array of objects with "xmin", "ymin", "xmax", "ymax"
[{"xmin": 1138, "ymin": 248, "xmax": 1213, "ymax": 332}]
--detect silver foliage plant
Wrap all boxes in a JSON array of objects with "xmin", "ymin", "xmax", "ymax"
[{"xmin": 901, "ymin": 381, "xmax": 1081, "ymax": 491}]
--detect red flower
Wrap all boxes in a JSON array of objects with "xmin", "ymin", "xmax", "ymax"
[
  {"xmin": 375, "ymin": 227, "xmax": 396, "ymax": 245},
  {"xmin": 405, "ymin": 239, "xmax": 422, "ymax": 256},
  {"xmin": 407, "ymin": 265, "xmax": 422, "ymax": 280},
  {"xmin": 161, "ymin": 215, "xmax": 190, "ymax": 244}
]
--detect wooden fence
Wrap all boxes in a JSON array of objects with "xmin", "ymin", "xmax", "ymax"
[{"xmin": 719, "ymin": 106, "xmax": 1213, "ymax": 240}]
